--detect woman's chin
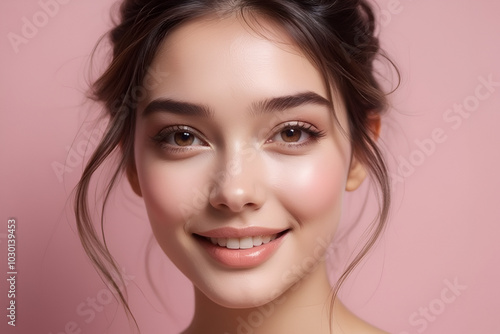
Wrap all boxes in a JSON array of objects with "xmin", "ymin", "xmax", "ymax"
[
  {"xmin": 197, "ymin": 285, "xmax": 284, "ymax": 310},
  {"xmin": 210, "ymin": 297, "xmax": 276, "ymax": 310}
]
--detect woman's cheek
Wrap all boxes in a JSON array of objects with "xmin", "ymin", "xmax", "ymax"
[
  {"xmin": 138, "ymin": 152, "xmax": 211, "ymax": 230},
  {"xmin": 272, "ymin": 151, "xmax": 347, "ymax": 223}
]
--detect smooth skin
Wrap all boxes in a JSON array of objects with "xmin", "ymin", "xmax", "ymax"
[{"xmin": 127, "ymin": 13, "xmax": 387, "ymax": 334}]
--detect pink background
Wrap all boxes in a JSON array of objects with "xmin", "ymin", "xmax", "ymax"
[{"xmin": 1, "ymin": 1, "xmax": 499, "ymax": 333}]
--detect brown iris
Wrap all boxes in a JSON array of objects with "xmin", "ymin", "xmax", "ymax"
[
  {"xmin": 174, "ymin": 132, "xmax": 195, "ymax": 146},
  {"xmin": 281, "ymin": 128, "xmax": 301, "ymax": 142}
]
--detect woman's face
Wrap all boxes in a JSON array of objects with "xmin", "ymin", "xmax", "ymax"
[{"xmin": 130, "ymin": 15, "xmax": 365, "ymax": 308}]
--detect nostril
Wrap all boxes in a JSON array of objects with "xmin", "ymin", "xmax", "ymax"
[
  {"xmin": 209, "ymin": 190, "xmax": 263, "ymax": 212},
  {"xmin": 208, "ymin": 169, "xmax": 266, "ymax": 213}
]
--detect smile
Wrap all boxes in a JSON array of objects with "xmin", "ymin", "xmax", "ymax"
[
  {"xmin": 194, "ymin": 228, "xmax": 290, "ymax": 268},
  {"xmin": 207, "ymin": 234, "xmax": 279, "ymax": 249}
]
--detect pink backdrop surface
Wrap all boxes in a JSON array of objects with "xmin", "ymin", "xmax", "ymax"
[{"xmin": 1, "ymin": 1, "xmax": 499, "ymax": 333}]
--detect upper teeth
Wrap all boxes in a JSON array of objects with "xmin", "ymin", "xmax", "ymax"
[{"xmin": 209, "ymin": 234, "xmax": 278, "ymax": 249}]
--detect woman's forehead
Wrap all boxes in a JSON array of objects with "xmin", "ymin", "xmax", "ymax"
[{"xmin": 145, "ymin": 15, "xmax": 331, "ymax": 109}]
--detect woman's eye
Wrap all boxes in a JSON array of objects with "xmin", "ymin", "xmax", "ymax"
[
  {"xmin": 268, "ymin": 122, "xmax": 325, "ymax": 146},
  {"xmin": 152, "ymin": 126, "xmax": 206, "ymax": 149},
  {"xmin": 166, "ymin": 130, "xmax": 205, "ymax": 147}
]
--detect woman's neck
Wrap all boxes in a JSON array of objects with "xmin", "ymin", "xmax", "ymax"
[{"xmin": 183, "ymin": 262, "xmax": 342, "ymax": 334}]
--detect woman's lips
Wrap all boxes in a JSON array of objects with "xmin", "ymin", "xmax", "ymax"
[{"xmin": 194, "ymin": 228, "xmax": 289, "ymax": 268}]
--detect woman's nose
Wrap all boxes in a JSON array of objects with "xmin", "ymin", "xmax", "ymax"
[{"xmin": 208, "ymin": 149, "xmax": 266, "ymax": 213}]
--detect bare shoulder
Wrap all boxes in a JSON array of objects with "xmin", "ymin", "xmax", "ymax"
[{"xmin": 333, "ymin": 300, "xmax": 390, "ymax": 334}]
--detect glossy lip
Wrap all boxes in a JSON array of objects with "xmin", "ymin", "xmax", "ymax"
[{"xmin": 194, "ymin": 228, "xmax": 290, "ymax": 268}]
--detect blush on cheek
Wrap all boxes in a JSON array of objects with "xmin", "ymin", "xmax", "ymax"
[
  {"xmin": 277, "ymin": 155, "xmax": 347, "ymax": 221},
  {"xmin": 139, "ymin": 159, "xmax": 211, "ymax": 227}
]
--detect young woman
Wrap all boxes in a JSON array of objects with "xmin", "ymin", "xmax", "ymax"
[{"xmin": 75, "ymin": 1, "xmax": 395, "ymax": 333}]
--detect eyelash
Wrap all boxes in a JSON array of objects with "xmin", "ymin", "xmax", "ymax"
[
  {"xmin": 151, "ymin": 125, "xmax": 208, "ymax": 153},
  {"xmin": 150, "ymin": 121, "xmax": 326, "ymax": 152},
  {"xmin": 267, "ymin": 121, "xmax": 326, "ymax": 148}
]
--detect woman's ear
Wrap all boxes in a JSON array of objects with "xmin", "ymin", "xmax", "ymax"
[
  {"xmin": 126, "ymin": 160, "xmax": 142, "ymax": 197},
  {"xmin": 346, "ymin": 157, "xmax": 367, "ymax": 191},
  {"xmin": 345, "ymin": 114, "xmax": 381, "ymax": 192},
  {"xmin": 369, "ymin": 113, "xmax": 381, "ymax": 140}
]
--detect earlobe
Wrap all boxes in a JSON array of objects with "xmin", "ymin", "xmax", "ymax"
[
  {"xmin": 346, "ymin": 113, "xmax": 380, "ymax": 192},
  {"xmin": 369, "ymin": 114, "xmax": 381, "ymax": 140},
  {"xmin": 345, "ymin": 156, "xmax": 367, "ymax": 191},
  {"xmin": 126, "ymin": 162, "xmax": 143, "ymax": 197}
]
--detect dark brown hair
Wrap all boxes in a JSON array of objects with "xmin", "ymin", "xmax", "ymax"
[{"xmin": 75, "ymin": 0, "xmax": 397, "ymax": 330}]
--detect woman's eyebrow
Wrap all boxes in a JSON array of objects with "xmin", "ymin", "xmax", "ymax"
[
  {"xmin": 142, "ymin": 91, "xmax": 332, "ymax": 118},
  {"xmin": 251, "ymin": 91, "xmax": 332, "ymax": 115},
  {"xmin": 142, "ymin": 99, "xmax": 213, "ymax": 118}
]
